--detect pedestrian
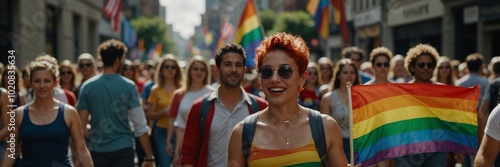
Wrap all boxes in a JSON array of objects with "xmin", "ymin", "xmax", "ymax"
[
  {"xmin": 75, "ymin": 53, "xmax": 96, "ymax": 98},
  {"xmin": 394, "ymin": 43, "xmax": 446, "ymax": 166},
  {"xmin": 474, "ymin": 103, "xmax": 500, "ymax": 167},
  {"xmin": 342, "ymin": 46, "xmax": 373, "ymax": 84},
  {"xmin": 365, "ymin": 47, "xmax": 393, "ymax": 85},
  {"xmin": 76, "ymin": 39, "xmax": 154, "ymax": 167},
  {"xmin": 320, "ymin": 58, "xmax": 361, "ymax": 163},
  {"xmin": 146, "ymin": 55, "xmax": 184, "ymax": 167},
  {"xmin": 167, "ymin": 55, "xmax": 214, "ymax": 166},
  {"xmin": 299, "ymin": 62, "xmax": 321, "ymax": 110},
  {"xmin": 181, "ymin": 43, "xmax": 267, "ymax": 167},
  {"xmin": 228, "ymin": 32, "xmax": 348, "ymax": 166},
  {"xmin": 1, "ymin": 60, "xmax": 93, "ymax": 167}
]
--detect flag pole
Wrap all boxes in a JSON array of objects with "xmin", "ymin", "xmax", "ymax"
[{"xmin": 347, "ymin": 81, "xmax": 354, "ymax": 165}]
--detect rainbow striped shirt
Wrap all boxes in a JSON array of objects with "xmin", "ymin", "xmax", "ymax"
[{"xmin": 247, "ymin": 140, "xmax": 321, "ymax": 166}]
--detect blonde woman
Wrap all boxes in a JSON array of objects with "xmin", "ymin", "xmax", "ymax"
[
  {"xmin": 146, "ymin": 55, "xmax": 184, "ymax": 167},
  {"xmin": 167, "ymin": 55, "xmax": 214, "ymax": 166}
]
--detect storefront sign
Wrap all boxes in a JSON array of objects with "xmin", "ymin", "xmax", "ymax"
[
  {"xmin": 480, "ymin": 2, "xmax": 500, "ymax": 22},
  {"xmin": 463, "ymin": 6, "xmax": 478, "ymax": 24},
  {"xmin": 388, "ymin": 0, "xmax": 443, "ymax": 26},
  {"xmin": 354, "ymin": 6, "xmax": 381, "ymax": 28}
]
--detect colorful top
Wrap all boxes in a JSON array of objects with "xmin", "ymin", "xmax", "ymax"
[
  {"xmin": 247, "ymin": 140, "xmax": 321, "ymax": 167},
  {"xmin": 148, "ymin": 85, "xmax": 175, "ymax": 128},
  {"xmin": 299, "ymin": 88, "xmax": 320, "ymax": 110}
]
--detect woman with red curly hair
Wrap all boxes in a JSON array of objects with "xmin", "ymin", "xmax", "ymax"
[{"xmin": 228, "ymin": 32, "xmax": 349, "ymax": 166}]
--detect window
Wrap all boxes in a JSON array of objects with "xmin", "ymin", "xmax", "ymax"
[
  {"xmin": 73, "ymin": 14, "xmax": 81, "ymax": 57},
  {"xmin": 46, "ymin": 5, "xmax": 58, "ymax": 59}
]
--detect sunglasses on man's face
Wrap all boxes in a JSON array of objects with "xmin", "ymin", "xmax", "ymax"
[
  {"xmin": 375, "ymin": 62, "xmax": 390, "ymax": 68},
  {"xmin": 258, "ymin": 65, "xmax": 294, "ymax": 80},
  {"xmin": 416, "ymin": 62, "xmax": 435, "ymax": 69},
  {"xmin": 79, "ymin": 63, "xmax": 92, "ymax": 68}
]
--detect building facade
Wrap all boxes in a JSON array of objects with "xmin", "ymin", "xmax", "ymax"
[
  {"xmin": 3, "ymin": 0, "xmax": 101, "ymax": 68},
  {"xmin": 442, "ymin": 0, "xmax": 500, "ymax": 61}
]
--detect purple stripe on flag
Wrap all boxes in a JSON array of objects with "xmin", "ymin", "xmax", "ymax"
[
  {"xmin": 356, "ymin": 141, "xmax": 478, "ymax": 166},
  {"xmin": 243, "ymin": 39, "xmax": 262, "ymax": 68}
]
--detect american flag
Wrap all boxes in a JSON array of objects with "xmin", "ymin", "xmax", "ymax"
[{"xmin": 103, "ymin": 0, "xmax": 122, "ymax": 32}]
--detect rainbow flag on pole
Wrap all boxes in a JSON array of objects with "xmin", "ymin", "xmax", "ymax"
[
  {"xmin": 351, "ymin": 84, "xmax": 479, "ymax": 166},
  {"xmin": 234, "ymin": 0, "xmax": 264, "ymax": 68},
  {"xmin": 306, "ymin": 0, "xmax": 329, "ymax": 39}
]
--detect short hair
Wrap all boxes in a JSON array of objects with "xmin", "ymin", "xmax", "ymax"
[
  {"xmin": 331, "ymin": 58, "xmax": 360, "ymax": 90},
  {"xmin": 465, "ymin": 53, "xmax": 484, "ymax": 73},
  {"xmin": 77, "ymin": 53, "xmax": 95, "ymax": 66},
  {"xmin": 35, "ymin": 54, "xmax": 59, "ymax": 69},
  {"xmin": 98, "ymin": 39, "xmax": 128, "ymax": 67},
  {"xmin": 215, "ymin": 43, "xmax": 246, "ymax": 68},
  {"xmin": 369, "ymin": 47, "xmax": 393, "ymax": 64},
  {"xmin": 183, "ymin": 55, "xmax": 210, "ymax": 92},
  {"xmin": 30, "ymin": 60, "xmax": 58, "ymax": 81},
  {"xmin": 405, "ymin": 44, "xmax": 440, "ymax": 76},
  {"xmin": 342, "ymin": 46, "xmax": 365, "ymax": 59},
  {"xmin": 255, "ymin": 32, "xmax": 309, "ymax": 75},
  {"xmin": 489, "ymin": 56, "xmax": 500, "ymax": 76},
  {"xmin": 306, "ymin": 62, "xmax": 322, "ymax": 87}
]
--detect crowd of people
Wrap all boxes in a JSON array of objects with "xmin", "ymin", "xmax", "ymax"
[{"xmin": 0, "ymin": 32, "xmax": 498, "ymax": 167}]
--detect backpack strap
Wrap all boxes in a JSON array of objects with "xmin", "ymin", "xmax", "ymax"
[
  {"xmin": 308, "ymin": 109, "xmax": 328, "ymax": 166},
  {"xmin": 199, "ymin": 94, "xmax": 212, "ymax": 138},
  {"xmin": 247, "ymin": 94, "xmax": 261, "ymax": 114},
  {"xmin": 242, "ymin": 113, "xmax": 259, "ymax": 165}
]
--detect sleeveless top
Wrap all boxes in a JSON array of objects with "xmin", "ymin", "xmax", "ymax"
[
  {"xmin": 247, "ymin": 140, "xmax": 321, "ymax": 166},
  {"xmin": 20, "ymin": 103, "xmax": 71, "ymax": 167},
  {"xmin": 331, "ymin": 89, "xmax": 349, "ymax": 138}
]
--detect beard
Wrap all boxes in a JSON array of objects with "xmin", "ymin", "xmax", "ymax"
[{"xmin": 220, "ymin": 73, "xmax": 242, "ymax": 88}]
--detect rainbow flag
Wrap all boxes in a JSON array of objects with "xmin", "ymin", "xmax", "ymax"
[
  {"xmin": 234, "ymin": 0, "xmax": 264, "ymax": 68},
  {"xmin": 351, "ymin": 84, "xmax": 479, "ymax": 166},
  {"xmin": 306, "ymin": 0, "xmax": 329, "ymax": 39},
  {"xmin": 331, "ymin": 0, "xmax": 349, "ymax": 46}
]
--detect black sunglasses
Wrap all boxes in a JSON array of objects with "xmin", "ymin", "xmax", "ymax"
[
  {"xmin": 375, "ymin": 62, "xmax": 390, "ymax": 68},
  {"xmin": 258, "ymin": 65, "xmax": 294, "ymax": 80},
  {"xmin": 416, "ymin": 62, "xmax": 435, "ymax": 69},
  {"xmin": 60, "ymin": 71, "xmax": 72, "ymax": 75},
  {"xmin": 163, "ymin": 65, "xmax": 177, "ymax": 70},
  {"xmin": 79, "ymin": 63, "xmax": 93, "ymax": 68}
]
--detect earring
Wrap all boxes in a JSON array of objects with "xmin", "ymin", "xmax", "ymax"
[{"xmin": 298, "ymin": 85, "xmax": 304, "ymax": 92}]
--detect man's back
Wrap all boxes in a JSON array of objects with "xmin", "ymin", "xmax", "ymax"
[
  {"xmin": 77, "ymin": 74, "xmax": 141, "ymax": 152},
  {"xmin": 456, "ymin": 73, "xmax": 489, "ymax": 108}
]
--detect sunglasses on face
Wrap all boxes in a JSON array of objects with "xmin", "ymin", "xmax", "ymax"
[
  {"xmin": 163, "ymin": 65, "xmax": 177, "ymax": 70},
  {"xmin": 416, "ymin": 62, "xmax": 435, "ymax": 69},
  {"xmin": 60, "ymin": 71, "xmax": 72, "ymax": 75},
  {"xmin": 79, "ymin": 63, "xmax": 92, "ymax": 68},
  {"xmin": 258, "ymin": 65, "xmax": 294, "ymax": 80},
  {"xmin": 375, "ymin": 62, "xmax": 390, "ymax": 68},
  {"xmin": 438, "ymin": 66, "xmax": 451, "ymax": 70}
]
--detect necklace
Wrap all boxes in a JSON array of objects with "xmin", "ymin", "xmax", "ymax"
[
  {"xmin": 36, "ymin": 109, "xmax": 50, "ymax": 119},
  {"xmin": 268, "ymin": 110, "xmax": 301, "ymax": 125},
  {"xmin": 268, "ymin": 110, "xmax": 301, "ymax": 145}
]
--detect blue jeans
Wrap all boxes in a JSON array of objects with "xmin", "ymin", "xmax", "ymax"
[
  {"xmin": 395, "ymin": 152, "xmax": 447, "ymax": 167},
  {"xmin": 154, "ymin": 127, "xmax": 175, "ymax": 167}
]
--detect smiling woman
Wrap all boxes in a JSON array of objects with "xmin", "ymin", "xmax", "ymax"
[
  {"xmin": 228, "ymin": 32, "xmax": 350, "ymax": 167},
  {"xmin": 1, "ymin": 59, "xmax": 93, "ymax": 167}
]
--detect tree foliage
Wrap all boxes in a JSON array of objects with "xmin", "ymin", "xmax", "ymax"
[
  {"xmin": 269, "ymin": 11, "xmax": 315, "ymax": 44},
  {"xmin": 131, "ymin": 16, "xmax": 175, "ymax": 54},
  {"xmin": 259, "ymin": 10, "xmax": 276, "ymax": 36}
]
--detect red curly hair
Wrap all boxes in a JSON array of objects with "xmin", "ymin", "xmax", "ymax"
[{"xmin": 255, "ymin": 32, "xmax": 309, "ymax": 75}]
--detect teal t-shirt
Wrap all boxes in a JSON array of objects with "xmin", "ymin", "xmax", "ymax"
[{"xmin": 76, "ymin": 74, "xmax": 141, "ymax": 152}]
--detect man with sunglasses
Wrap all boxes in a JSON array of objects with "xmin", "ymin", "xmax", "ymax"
[
  {"xmin": 75, "ymin": 53, "xmax": 96, "ymax": 99},
  {"xmin": 394, "ymin": 44, "xmax": 447, "ymax": 167},
  {"xmin": 342, "ymin": 46, "xmax": 373, "ymax": 84},
  {"xmin": 181, "ymin": 44, "xmax": 268, "ymax": 167}
]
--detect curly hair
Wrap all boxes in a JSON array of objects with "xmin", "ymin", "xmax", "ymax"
[
  {"xmin": 405, "ymin": 44, "xmax": 440, "ymax": 75},
  {"xmin": 98, "ymin": 39, "xmax": 128, "ymax": 67},
  {"xmin": 255, "ymin": 32, "xmax": 309, "ymax": 75},
  {"xmin": 369, "ymin": 47, "xmax": 393, "ymax": 64},
  {"xmin": 30, "ymin": 60, "xmax": 58, "ymax": 81},
  {"xmin": 215, "ymin": 43, "xmax": 246, "ymax": 68}
]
